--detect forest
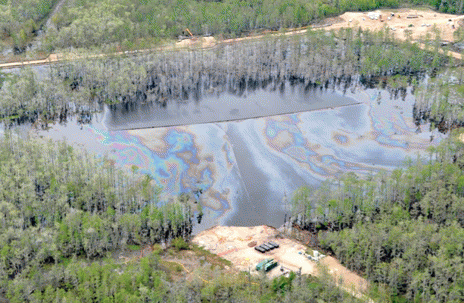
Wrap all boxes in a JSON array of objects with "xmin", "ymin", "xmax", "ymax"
[
  {"xmin": 1, "ymin": 0, "xmax": 464, "ymax": 52},
  {"xmin": 1, "ymin": 0, "xmax": 464, "ymax": 302},
  {"xmin": 0, "ymin": 132, "xmax": 370, "ymax": 302},
  {"xmin": 0, "ymin": 0, "xmax": 58, "ymax": 51},
  {"xmin": 6, "ymin": 130, "xmax": 464, "ymax": 302},
  {"xmin": 0, "ymin": 27, "xmax": 454, "ymax": 128},
  {"xmin": 0, "ymin": 132, "xmax": 193, "ymax": 299},
  {"xmin": 291, "ymin": 132, "xmax": 464, "ymax": 302},
  {"xmin": 5, "ymin": 242, "xmax": 366, "ymax": 302}
]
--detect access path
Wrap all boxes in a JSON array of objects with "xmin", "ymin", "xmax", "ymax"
[{"xmin": 1, "ymin": 8, "xmax": 462, "ymax": 70}]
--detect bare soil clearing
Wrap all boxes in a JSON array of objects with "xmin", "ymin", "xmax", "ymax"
[
  {"xmin": 192, "ymin": 225, "xmax": 369, "ymax": 297},
  {"xmin": 175, "ymin": 36, "xmax": 217, "ymax": 49},
  {"xmin": 324, "ymin": 9, "xmax": 464, "ymax": 59},
  {"xmin": 1, "ymin": 9, "xmax": 462, "ymax": 69},
  {"xmin": 326, "ymin": 9, "xmax": 463, "ymax": 42},
  {"xmin": 176, "ymin": 8, "xmax": 464, "ymax": 58}
]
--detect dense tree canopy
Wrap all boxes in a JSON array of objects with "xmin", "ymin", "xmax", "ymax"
[
  {"xmin": 1, "ymin": 0, "xmax": 464, "ymax": 52},
  {"xmin": 292, "ymin": 132, "xmax": 464, "ymax": 302},
  {"xmin": 40, "ymin": 0, "xmax": 464, "ymax": 50},
  {"xmin": 0, "ymin": 0, "xmax": 58, "ymax": 50},
  {"xmin": 0, "ymin": 132, "xmax": 193, "ymax": 297},
  {"xmin": 5, "ymin": 249, "xmax": 365, "ymax": 303},
  {"xmin": 1, "ymin": 1, "xmax": 464, "ymax": 301}
]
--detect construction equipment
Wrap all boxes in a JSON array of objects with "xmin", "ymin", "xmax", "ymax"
[
  {"xmin": 261, "ymin": 243, "xmax": 272, "ymax": 250},
  {"xmin": 255, "ymin": 258, "xmax": 278, "ymax": 272},
  {"xmin": 264, "ymin": 260, "xmax": 278, "ymax": 272},
  {"xmin": 178, "ymin": 28, "xmax": 196, "ymax": 41},
  {"xmin": 254, "ymin": 241, "xmax": 280, "ymax": 253},
  {"xmin": 298, "ymin": 249, "xmax": 326, "ymax": 262},
  {"xmin": 268, "ymin": 241, "xmax": 280, "ymax": 248},
  {"xmin": 185, "ymin": 28, "xmax": 194, "ymax": 38},
  {"xmin": 256, "ymin": 258, "xmax": 273, "ymax": 271}
]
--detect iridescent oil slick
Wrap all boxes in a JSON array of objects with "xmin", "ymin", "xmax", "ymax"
[{"xmin": 35, "ymin": 87, "xmax": 443, "ymax": 232}]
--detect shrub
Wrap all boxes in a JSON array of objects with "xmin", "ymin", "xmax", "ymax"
[{"xmin": 172, "ymin": 237, "xmax": 189, "ymax": 251}]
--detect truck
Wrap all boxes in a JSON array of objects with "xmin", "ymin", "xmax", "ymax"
[{"xmin": 256, "ymin": 258, "xmax": 278, "ymax": 272}]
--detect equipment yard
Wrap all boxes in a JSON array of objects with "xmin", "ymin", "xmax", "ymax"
[
  {"xmin": 192, "ymin": 225, "xmax": 369, "ymax": 297},
  {"xmin": 325, "ymin": 8, "xmax": 463, "ymax": 42}
]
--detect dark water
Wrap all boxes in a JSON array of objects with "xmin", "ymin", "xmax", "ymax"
[
  {"xmin": 106, "ymin": 84, "xmax": 358, "ymax": 130},
  {"xmin": 33, "ymin": 86, "xmax": 443, "ymax": 234}
]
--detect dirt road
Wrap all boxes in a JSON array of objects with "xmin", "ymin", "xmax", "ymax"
[
  {"xmin": 1, "ymin": 8, "xmax": 462, "ymax": 69},
  {"xmin": 0, "ymin": 37, "xmax": 216, "ymax": 69}
]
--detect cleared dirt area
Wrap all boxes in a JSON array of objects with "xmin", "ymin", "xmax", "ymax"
[
  {"xmin": 175, "ymin": 36, "xmax": 217, "ymax": 49},
  {"xmin": 172, "ymin": 8, "xmax": 464, "ymax": 62},
  {"xmin": 1, "ymin": 9, "xmax": 463, "ymax": 69},
  {"xmin": 192, "ymin": 225, "xmax": 369, "ymax": 297},
  {"xmin": 325, "ymin": 8, "xmax": 463, "ymax": 42}
]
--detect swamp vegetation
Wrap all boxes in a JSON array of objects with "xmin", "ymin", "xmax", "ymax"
[
  {"xmin": 0, "ymin": 132, "xmax": 369, "ymax": 302},
  {"xmin": 0, "ymin": 27, "xmax": 455, "ymax": 129},
  {"xmin": 2, "ymin": 1, "xmax": 464, "ymax": 302},
  {"xmin": 5, "ymin": 245, "xmax": 366, "ymax": 302},
  {"xmin": 0, "ymin": 133, "xmax": 193, "ymax": 299},
  {"xmin": 291, "ymin": 132, "xmax": 464, "ymax": 302}
]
